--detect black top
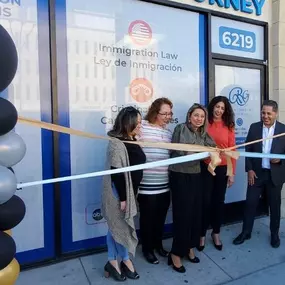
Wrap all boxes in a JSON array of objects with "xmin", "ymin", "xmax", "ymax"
[{"xmin": 111, "ymin": 138, "xmax": 146, "ymax": 201}]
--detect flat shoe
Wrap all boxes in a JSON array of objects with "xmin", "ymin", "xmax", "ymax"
[{"xmin": 188, "ymin": 256, "xmax": 200, "ymax": 263}]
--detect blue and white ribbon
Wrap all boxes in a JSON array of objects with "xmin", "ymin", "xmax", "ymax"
[{"xmin": 17, "ymin": 151, "xmax": 285, "ymax": 189}]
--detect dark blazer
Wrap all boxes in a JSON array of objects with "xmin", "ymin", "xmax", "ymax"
[{"xmin": 245, "ymin": 121, "xmax": 285, "ymax": 186}]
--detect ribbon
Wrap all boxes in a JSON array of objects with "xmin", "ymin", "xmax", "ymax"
[
  {"xmin": 17, "ymin": 151, "xmax": 285, "ymax": 189},
  {"xmin": 17, "ymin": 116, "xmax": 285, "ymax": 184}
]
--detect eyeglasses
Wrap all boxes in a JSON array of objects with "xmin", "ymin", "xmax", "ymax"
[{"xmin": 158, "ymin": 112, "xmax": 173, "ymax": 117}]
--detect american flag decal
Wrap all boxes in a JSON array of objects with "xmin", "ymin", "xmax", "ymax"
[{"xmin": 128, "ymin": 20, "xmax": 152, "ymax": 46}]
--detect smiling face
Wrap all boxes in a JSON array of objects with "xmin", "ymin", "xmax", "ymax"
[
  {"xmin": 189, "ymin": 108, "xmax": 206, "ymax": 129},
  {"xmin": 213, "ymin": 101, "xmax": 225, "ymax": 121},
  {"xmin": 155, "ymin": 103, "xmax": 173, "ymax": 127},
  {"xmin": 261, "ymin": 105, "xmax": 277, "ymax": 127}
]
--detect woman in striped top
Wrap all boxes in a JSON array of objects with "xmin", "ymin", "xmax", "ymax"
[{"xmin": 137, "ymin": 97, "xmax": 173, "ymax": 265}]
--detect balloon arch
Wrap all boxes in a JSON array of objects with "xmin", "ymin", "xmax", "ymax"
[{"xmin": 0, "ymin": 24, "xmax": 27, "ymax": 284}]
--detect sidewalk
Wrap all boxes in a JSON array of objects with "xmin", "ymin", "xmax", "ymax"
[{"xmin": 16, "ymin": 217, "xmax": 285, "ymax": 285}]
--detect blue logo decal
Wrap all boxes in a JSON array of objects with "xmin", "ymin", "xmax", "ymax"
[
  {"xmin": 236, "ymin": 118, "xmax": 243, "ymax": 126},
  {"xmin": 229, "ymin": 87, "xmax": 249, "ymax": 106}
]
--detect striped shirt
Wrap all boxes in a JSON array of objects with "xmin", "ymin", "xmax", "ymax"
[{"xmin": 138, "ymin": 120, "xmax": 172, "ymax": 195}]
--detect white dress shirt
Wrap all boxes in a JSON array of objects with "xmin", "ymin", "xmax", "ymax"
[{"xmin": 262, "ymin": 122, "xmax": 276, "ymax": 169}]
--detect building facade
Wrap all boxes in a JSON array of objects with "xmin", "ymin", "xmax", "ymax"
[{"xmin": 0, "ymin": 0, "xmax": 284, "ymax": 268}]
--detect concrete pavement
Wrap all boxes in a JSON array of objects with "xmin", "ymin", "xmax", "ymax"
[{"xmin": 16, "ymin": 217, "xmax": 285, "ymax": 285}]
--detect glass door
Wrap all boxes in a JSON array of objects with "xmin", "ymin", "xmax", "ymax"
[{"xmin": 211, "ymin": 60, "xmax": 267, "ymax": 222}]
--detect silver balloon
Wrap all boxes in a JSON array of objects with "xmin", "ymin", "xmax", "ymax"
[
  {"xmin": 0, "ymin": 131, "xmax": 26, "ymax": 167},
  {"xmin": 0, "ymin": 165, "xmax": 17, "ymax": 204}
]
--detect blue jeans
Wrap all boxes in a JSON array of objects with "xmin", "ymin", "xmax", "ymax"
[
  {"xmin": 106, "ymin": 183, "xmax": 129, "ymax": 261},
  {"xmin": 107, "ymin": 230, "xmax": 129, "ymax": 261}
]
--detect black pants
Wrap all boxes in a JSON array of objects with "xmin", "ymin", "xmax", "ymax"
[
  {"xmin": 170, "ymin": 171, "xmax": 202, "ymax": 258},
  {"xmin": 243, "ymin": 169, "xmax": 282, "ymax": 235},
  {"xmin": 201, "ymin": 163, "xmax": 228, "ymax": 236},
  {"xmin": 138, "ymin": 191, "xmax": 170, "ymax": 253}
]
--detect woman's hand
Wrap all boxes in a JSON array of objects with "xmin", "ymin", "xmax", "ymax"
[
  {"xmin": 227, "ymin": 176, "xmax": 234, "ymax": 188},
  {"xmin": 217, "ymin": 143, "xmax": 227, "ymax": 154},
  {"xmin": 216, "ymin": 148, "xmax": 225, "ymax": 156},
  {"xmin": 120, "ymin": 201, "xmax": 127, "ymax": 212}
]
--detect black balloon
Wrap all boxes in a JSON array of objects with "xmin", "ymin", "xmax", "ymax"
[
  {"xmin": 0, "ymin": 195, "xmax": 26, "ymax": 231},
  {"xmin": 0, "ymin": 97, "xmax": 18, "ymax": 136},
  {"xmin": 0, "ymin": 231, "xmax": 16, "ymax": 270},
  {"xmin": 0, "ymin": 25, "xmax": 18, "ymax": 93},
  {"xmin": 0, "ymin": 24, "xmax": 21, "ymax": 273}
]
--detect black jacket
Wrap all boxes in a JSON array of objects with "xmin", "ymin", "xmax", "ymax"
[{"xmin": 245, "ymin": 121, "xmax": 285, "ymax": 186}]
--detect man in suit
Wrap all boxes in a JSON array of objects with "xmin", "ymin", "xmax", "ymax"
[{"xmin": 233, "ymin": 100, "xmax": 285, "ymax": 248}]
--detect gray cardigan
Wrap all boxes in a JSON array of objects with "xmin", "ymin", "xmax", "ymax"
[
  {"xmin": 101, "ymin": 138, "xmax": 138, "ymax": 257},
  {"xmin": 169, "ymin": 123, "xmax": 216, "ymax": 174}
]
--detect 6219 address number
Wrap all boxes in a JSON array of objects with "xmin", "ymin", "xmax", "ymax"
[{"xmin": 219, "ymin": 26, "xmax": 256, "ymax": 53}]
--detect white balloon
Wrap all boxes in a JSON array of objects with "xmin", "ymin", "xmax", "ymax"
[
  {"xmin": 0, "ymin": 165, "xmax": 17, "ymax": 204},
  {"xmin": 0, "ymin": 131, "xmax": 26, "ymax": 167}
]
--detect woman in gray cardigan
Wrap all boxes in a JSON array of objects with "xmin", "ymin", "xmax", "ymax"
[
  {"xmin": 168, "ymin": 103, "xmax": 216, "ymax": 273},
  {"xmin": 102, "ymin": 106, "xmax": 146, "ymax": 281}
]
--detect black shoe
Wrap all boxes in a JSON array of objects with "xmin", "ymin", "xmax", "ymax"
[
  {"xmin": 196, "ymin": 245, "xmax": 205, "ymax": 252},
  {"xmin": 271, "ymin": 234, "xmax": 280, "ymax": 248},
  {"xmin": 211, "ymin": 233, "xmax": 223, "ymax": 251},
  {"xmin": 156, "ymin": 248, "xmax": 169, "ymax": 257},
  {"xmin": 188, "ymin": 255, "xmax": 200, "ymax": 263},
  {"xmin": 167, "ymin": 254, "xmax": 186, "ymax": 273},
  {"xmin": 120, "ymin": 261, "xmax": 139, "ymax": 279},
  {"xmin": 233, "ymin": 233, "xmax": 251, "ymax": 245},
  {"xmin": 104, "ymin": 262, "xmax": 126, "ymax": 282},
  {"xmin": 197, "ymin": 237, "xmax": 206, "ymax": 251},
  {"xmin": 143, "ymin": 251, "xmax": 159, "ymax": 264}
]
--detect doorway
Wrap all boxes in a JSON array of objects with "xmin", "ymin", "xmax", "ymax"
[{"xmin": 210, "ymin": 60, "xmax": 268, "ymax": 224}]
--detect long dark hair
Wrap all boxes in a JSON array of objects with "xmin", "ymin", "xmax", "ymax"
[
  {"xmin": 208, "ymin": 96, "xmax": 235, "ymax": 129},
  {"xmin": 108, "ymin": 106, "xmax": 141, "ymax": 139}
]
